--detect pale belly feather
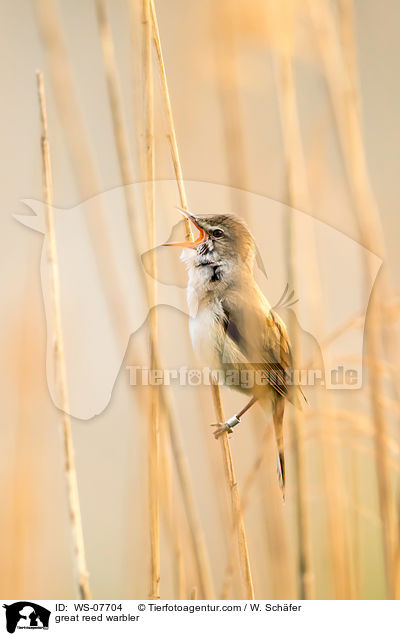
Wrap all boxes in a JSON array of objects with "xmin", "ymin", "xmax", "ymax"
[
  {"xmin": 189, "ymin": 304, "xmax": 222, "ymax": 369},
  {"xmin": 189, "ymin": 301, "xmax": 249, "ymax": 373}
]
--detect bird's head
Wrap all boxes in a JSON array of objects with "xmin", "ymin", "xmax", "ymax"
[{"xmin": 163, "ymin": 209, "xmax": 256, "ymax": 270}]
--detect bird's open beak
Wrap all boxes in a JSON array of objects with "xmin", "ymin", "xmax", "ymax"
[{"xmin": 163, "ymin": 208, "xmax": 208, "ymax": 249}]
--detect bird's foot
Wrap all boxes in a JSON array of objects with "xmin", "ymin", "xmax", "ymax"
[
  {"xmin": 211, "ymin": 415, "xmax": 241, "ymax": 439},
  {"xmin": 211, "ymin": 422, "xmax": 233, "ymax": 439}
]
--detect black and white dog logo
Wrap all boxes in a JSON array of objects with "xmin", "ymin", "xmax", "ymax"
[{"xmin": 2, "ymin": 602, "xmax": 50, "ymax": 633}]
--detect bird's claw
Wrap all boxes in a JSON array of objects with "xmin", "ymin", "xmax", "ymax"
[
  {"xmin": 211, "ymin": 422, "xmax": 233, "ymax": 439},
  {"xmin": 211, "ymin": 414, "xmax": 241, "ymax": 439}
]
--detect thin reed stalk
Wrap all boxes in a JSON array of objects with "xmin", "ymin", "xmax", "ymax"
[
  {"xmin": 159, "ymin": 414, "xmax": 186, "ymax": 598},
  {"xmin": 95, "ymin": 0, "xmax": 138, "ymax": 246},
  {"xmin": 145, "ymin": 11, "xmax": 215, "ymax": 594},
  {"xmin": 338, "ymin": 0, "xmax": 361, "ymax": 115},
  {"xmin": 36, "ymin": 70, "xmax": 91, "ymax": 600},
  {"xmin": 306, "ymin": 0, "xmax": 397, "ymax": 597},
  {"xmin": 34, "ymin": 0, "xmax": 132, "ymax": 338},
  {"xmin": 142, "ymin": 0, "xmax": 160, "ymax": 600},
  {"xmin": 337, "ymin": 1, "xmax": 379, "ymax": 594},
  {"xmin": 220, "ymin": 422, "xmax": 273, "ymax": 598},
  {"xmin": 211, "ymin": 383, "xmax": 255, "ymax": 599},
  {"xmin": 269, "ymin": 1, "xmax": 313, "ymax": 599},
  {"xmin": 271, "ymin": 0, "xmax": 356, "ymax": 598},
  {"xmin": 213, "ymin": 1, "xmax": 294, "ymax": 599},
  {"xmin": 149, "ymin": 0, "xmax": 217, "ymax": 598},
  {"xmin": 219, "ymin": 402, "xmax": 400, "ymax": 569},
  {"xmin": 160, "ymin": 389, "xmax": 215, "ymax": 599},
  {"xmin": 96, "ymin": 0, "xmax": 213, "ymax": 599},
  {"xmin": 212, "ymin": 0, "xmax": 249, "ymax": 210},
  {"xmin": 149, "ymin": 0, "xmax": 191, "ymax": 240},
  {"xmin": 150, "ymin": 0, "xmax": 254, "ymax": 599},
  {"xmin": 190, "ymin": 587, "xmax": 198, "ymax": 600}
]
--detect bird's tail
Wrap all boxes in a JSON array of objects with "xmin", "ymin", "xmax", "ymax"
[{"xmin": 273, "ymin": 396, "xmax": 286, "ymax": 500}]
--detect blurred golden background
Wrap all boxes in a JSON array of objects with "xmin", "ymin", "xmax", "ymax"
[{"xmin": 1, "ymin": 0, "xmax": 400, "ymax": 600}]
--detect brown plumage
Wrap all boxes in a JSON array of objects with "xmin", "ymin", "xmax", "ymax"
[{"xmin": 164, "ymin": 210, "xmax": 305, "ymax": 497}]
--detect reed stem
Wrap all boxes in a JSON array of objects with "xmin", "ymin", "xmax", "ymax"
[
  {"xmin": 142, "ymin": 0, "xmax": 160, "ymax": 600},
  {"xmin": 270, "ymin": 1, "xmax": 312, "ymax": 598},
  {"xmin": 95, "ymin": 0, "xmax": 138, "ymax": 248},
  {"xmin": 306, "ymin": 0, "xmax": 397, "ymax": 597},
  {"xmin": 149, "ymin": 0, "xmax": 192, "ymax": 241},
  {"xmin": 211, "ymin": 383, "xmax": 255, "ymax": 599},
  {"xmin": 34, "ymin": 0, "xmax": 133, "ymax": 339},
  {"xmin": 36, "ymin": 70, "xmax": 91, "ymax": 600},
  {"xmin": 150, "ymin": 0, "xmax": 254, "ymax": 598}
]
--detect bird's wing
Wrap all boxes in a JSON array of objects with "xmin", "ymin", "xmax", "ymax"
[
  {"xmin": 221, "ymin": 297, "xmax": 302, "ymax": 499},
  {"xmin": 264, "ymin": 309, "xmax": 306, "ymax": 406},
  {"xmin": 220, "ymin": 297, "xmax": 293, "ymax": 401},
  {"xmin": 263, "ymin": 309, "xmax": 292, "ymax": 399}
]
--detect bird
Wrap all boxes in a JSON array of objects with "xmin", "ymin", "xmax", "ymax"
[{"xmin": 163, "ymin": 208, "xmax": 305, "ymax": 497}]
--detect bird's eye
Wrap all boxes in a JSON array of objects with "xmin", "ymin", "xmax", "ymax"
[{"xmin": 212, "ymin": 228, "xmax": 224, "ymax": 238}]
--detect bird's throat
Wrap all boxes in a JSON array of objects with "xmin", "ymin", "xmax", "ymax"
[{"xmin": 210, "ymin": 264, "xmax": 222, "ymax": 282}]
